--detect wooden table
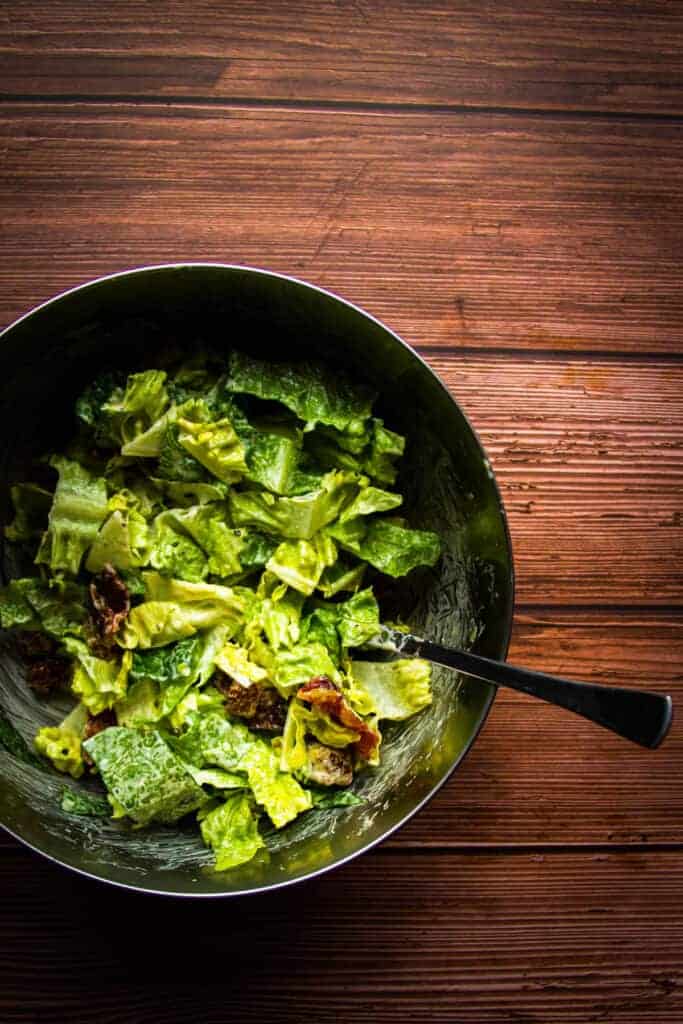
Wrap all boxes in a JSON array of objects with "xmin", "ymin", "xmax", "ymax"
[{"xmin": 1, "ymin": 4, "xmax": 682, "ymax": 1021}]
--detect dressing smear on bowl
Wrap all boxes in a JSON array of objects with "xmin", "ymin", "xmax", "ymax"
[{"xmin": 0, "ymin": 351, "xmax": 442, "ymax": 872}]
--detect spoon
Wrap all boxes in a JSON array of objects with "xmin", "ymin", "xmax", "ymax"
[{"xmin": 364, "ymin": 625, "xmax": 673, "ymax": 749}]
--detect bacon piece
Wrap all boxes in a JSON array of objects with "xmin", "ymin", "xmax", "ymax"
[
  {"xmin": 296, "ymin": 676, "xmax": 380, "ymax": 761},
  {"xmin": 89, "ymin": 563, "xmax": 130, "ymax": 640},
  {"xmin": 215, "ymin": 673, "xmax": 287, "ymax": 733},
  {"xmin": 26, "ymin": 658, "xmax": 71, "ymax": 696}
]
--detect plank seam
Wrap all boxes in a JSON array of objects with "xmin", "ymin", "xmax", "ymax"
[
  {"xmin": 1, "ymin": 93, "xmax": 683, "ymax": 123},
  {"xmin": 415, "ymin": 347, "xmax": 683, "ymax": 364}
]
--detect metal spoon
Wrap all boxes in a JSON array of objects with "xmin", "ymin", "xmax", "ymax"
[{"xmin": 364, "ymin": 625, "xmax": 673, "ymax": 749}]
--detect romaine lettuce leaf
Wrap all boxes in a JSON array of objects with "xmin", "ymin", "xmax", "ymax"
[
  {"xmin": 299, "ymin": 607, "xmax": 341, "ymax": 665},
  {"xmin": 349, "ymin": 658, "xmax": 432, "ymax": 720},
  {"xmin": 34, "ymin": 703, "xmax": 88, "ymax": 779},
  {"xmin": 102, "ymin": 370, "xmax": 170, "ymax": 448},
  {"xmin": 35, "ymin": 457, "xmax": 108, "ymax": 575},
  {"xmin": 229, "ymin": 470, "xmax": 358, "ymax": 540},
  {"xmin": 243, "ymin": 428, "xmax": 302, "ymax": 495},
  {"xmin": 75, "ymin": 370, "xmax": 126, "ymax": 447},
  {"xmin": 130, "ymin": 634, "xmax": 203, "ymax": 716},
  {"xmin": 272, "ymin": 641, "xmax": 341, "ymax": 695},
  {"xmin": 317, "ymin": 560, "xmax": 365, "ymax": 598},
  {"xmin": 214, "ymin": 642, "xmax": 269, "ymax": 686},
  {"xmin": 154, "ymin": 478, "xmax": 230, "ymax": 507},
  {"xmin": 199, "ymin": 792, "xmax": 265, "ymax": 871},
  {"xmin": 5, "ymin": 483, "xmax": 53, "ymax": 543},
  {"xmin": 0, "ymin": 577, "xmax": 86, "ymax": 638},
  {"xmin": 190, "ymin": 768, "xmax": 247, "ymax": 790},
  {"xmin": 363, "ymin": 419, "xmax": 405, "ymax": 485},
  {"xmin": 114, "ymin": 678, "xmax": 162, "ymax": 728},
  {"xmin": 338, "ymin": 485, "xmax": 402, "ymax": 522},
  {"xmin": 121, "ymin": 573, "xmax": 243, "ymax": 648},
  {"xmin": 336, "ymin": 587, "xmax": 380, "ymax": 648},
  {"xmin": 83, "ymin": 727, "xmax": 207, "ymax": 825},
  {"xmin": 165, "ymin": 504, "xmax": 243, "ymax": 577},
  {"xmin": 85, "ymin": 507, "xmax": 150, "ymax": 573},
  {"xmin": 309, "ymin": 788, "xmax": 363, "ymax": 809},
  {"xmin": 177, "ymin": 415, "xmax": 247, "ymax": 484},
  {"xmin": 242, "ymin": 741, "xmax": 312, "ymax": 828},
  {"xmin": 227, "ymin": 351, "xmax": 375, "ymax": 435},
  {"xmin": 328, "ymin": 518, "xmax": 441, "ymax": 577},
  {"xmin": 60, "ymin": 785, "xmax": 112, "ymax": 817},
  {"xmin": 259, "ymin": 586, "xmax": 304, "ymax": 649},
  {"xmin": 63, "ymin": 637, "xmax": 131, "ymax": 714},
  {"xmin": 148, "ymin": 511, "xmax": 208, "ymax": 583},
  {"xmin": 265, "ymin": 534, "xmax": 337, "ymax": 596},
  {"xmin": 157, "ymin": 423, "xmax": 208, "ymax": 482}
]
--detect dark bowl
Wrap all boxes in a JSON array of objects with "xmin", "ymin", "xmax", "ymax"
[{"xmin": 0, "ymin": 264, "xmax": 513, "ymax": 896}]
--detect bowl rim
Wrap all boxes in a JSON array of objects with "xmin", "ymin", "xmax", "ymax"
[{"xmin": 0, "ymin": 262, "xmax": 515, "ymax": 897}]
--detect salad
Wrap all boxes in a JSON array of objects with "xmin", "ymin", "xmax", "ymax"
[{"xmin": 0, "ymin": 351, "xmax": 441, "ymax": 870}]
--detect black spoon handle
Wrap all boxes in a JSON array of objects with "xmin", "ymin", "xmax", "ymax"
[{"xmin": 403, "ymin": 635, "xmax": 672, "ymax": 749}]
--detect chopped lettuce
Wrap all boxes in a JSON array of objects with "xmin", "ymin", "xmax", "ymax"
[
  {"xmin": 214, "ymin": 642, "xmax": 269, "ymax": 686},
  {"xmin": 121, "ymin": 573, "xmax": 244, "ymax": 648},
  {"xmin": 177, "ymin": 415, "xmax": 247, "ymax": 484},
  {"xmin": 149, "ymin": 511, "xmax": 208, "ymax": 582},
  {"xmin": 130, "ymin": 634, "xmax": 203, "ymax": 715},
  {"xmin": 5, "ymin": 483, "xmax": 53, "ymax": 543},
  {"xmin": 63, "ymin": 637, "xmax": 131, "ymax": 714},
  {"xmin": 35, "ymin": 457, "xmax": 108, "ymax": 575},
  {"xmin": 35, "ymin": 703, "xmax": 88, "ymax": 779},
  {"xmin": 86, "ymin": 507, "xmax": 149, "ymax": 573},
  {"xmin": 329, "ymin": 518, "xmax": 441, "ymax": 577},
  {"xmin": 336, "ymin": 588, "xmax": 380, "ymax": 648},
  {"xmin": 242, "ymin": 740, "xmax": 312, "ymax": 827},
  {"xmin": 272, "ymin": 642, "xmax": 341, "ymax": 695},
  {"xmin": 102, "ymin": 370, "xmax": 170, "ymax": 448},
  {"xmin": 157, "ymin": 423, "xmax": 208, "ymax": 482},
  {"xmin": 199, "ymin": 792, "xmax": 265, "ymax": 871},
  {"xmin": 164, "ymin": 504, "xmax": 243, "ymax": 577},
  {"xmin": 0, "ymin": 577, "xmax": 86, "ymax": 638},
  {"xmin": 349, "ymin": 659, "xmax": 432, "ymax": 720},
  {"xmin": 266, "ymin": 534, "xmax": 337, "ymax": 596},
  {"xmin": 229, "ymin": 470, "xmax": 358, "ymax": 540},
  {"xmin": 114, "ymin": 678, "xmax": 162, "ymax": 728},
  {"xmin": 227, "ymin": 351, "xmax": 375, "ymax": 434},
  {"xmin": 83, "ymin": 727, "xmax": 207, "ymax": 825},
  {"xmin": 60, "ymin": 786, "xmax": 112, "ymax": 817}
]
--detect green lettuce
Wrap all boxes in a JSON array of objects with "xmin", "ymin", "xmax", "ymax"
[
  {"xmin": 149, "ymin": 511, "xmax": 208, "ymax": 583},
  {"xmin": 121, "ymin": 573, "xmax": 244, "ymax": 648},
  {"xmin": 63, "ymin": 637, "xmax": 131, "ymax": 714},
  {"xmin": 265, "ymin": 534, "xmax": 337, "ymax": 596},
  {"xmin": 272, "ymin": 641, "xmax": 341, "ymax": 695},
  {"xmin": 102, "ymin": 370, "xmax": 170, "ymax": 448},
  {"xmin": 157, "ymin": 423, "xmax": 208, "ymax": 482},
  {"xmin": 155, "ymin": 478, "xmax": 230, "ymax": 507},
  {"xmin": 318, "ymin": 560, "xmax": 365, "ymax": 598},
  {"xmin": 0, "ymin": 577, "xmax": 86, "ymax": 638},
  {"xmin": 34, "ymin": 703, "xmax": 88, "ymax": 779},
  {"xmin": 177, "ymin": 415, "xmax": 247, "ymax": 484},
  {"xmin": 349, "ymin": 659, "xmax": 432, "ymax": 720},
  {"xmin": 363, "ymin": 419, "xmax": 406, "ymax": 485},
  {"xmin": 35, "ymin": 457, "xmax": 108, "ymax": 575},
  {"xmin": 243, "ymin": 427, "xmax": 302, "ymax": 495},
  {"xmin": 242, "ymin": 740, "xmax": 312, "ymax": 828},
  {"xmin": 259, "ymin": 585, "xmax": 304, "ymax": 649},
  {"xmin": 164, "ymin": 504, "xmax": 243, "ymax": 577},
  {"xmin": 60, "ymin": 786, "xmax": 111, "ymax": 817},
  {"xmin": 309, "ymin": 788, "xmax": 363, "ymax": 809},
  {"xmin": 114, "ymin": 678, "xmax": 162, "ymax": 728},
  {"xmin": 214, "ymin": 642, "xmax": 269, "ymax": 686},
  {"xmin": 338, "ymin": 485, "xmax": 402, "ymax": 522},
  {"xmin": 5, "ymin": 483, "xmax": 53, "ymax": 543},
  {"xmin": 229, "ymin": 470, "xmax": 358, "ymax": 540},
  {"xmin": 85, "ymin": 507, "xmax": 150, "ymax": 573},
  {"xmin": 83, "ymin": 727, "xmax": 207, "ymax": 825},
  {"xmin": 130, "ymin": 634, "xmax": 204, "ymax": 716},
  {"xmin": 328, "ymin": 518, "xmax": 441, "ymax": 577},
  {"xmin": 199, "ymin": 792, "xmax": 265, "ymax": 871},
  {"xmin": 75, "ymin": 370, "xmax": 126, "ymax": 447},
  {"xmin": 336, "ymin": 588, "xmax": 380, "ymax": 648},
  {"xmin": 227, "ymin": 351, "xmax": 375, "ymax": 435}
]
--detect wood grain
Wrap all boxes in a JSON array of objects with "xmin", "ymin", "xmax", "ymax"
[
  {"xmin": 2, "ymin": 1, "xmax": 683, "ymax": 114},
  {"xmin": 1, "ymin": 104, "xmax": 682, "ymax": 354},
  {"xmin": 0, "ymin": 845, "xmax": 681, "ymax": 1023}
]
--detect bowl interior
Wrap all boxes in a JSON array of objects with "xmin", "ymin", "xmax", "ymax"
[{"xmin": 0, "ymin": 265, "xmax": 513, "ymax": 895}]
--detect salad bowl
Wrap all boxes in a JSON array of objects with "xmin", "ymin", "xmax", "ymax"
[{"xmin": 0, "ymin": 264, "xmax": 513, "ymax": 895}]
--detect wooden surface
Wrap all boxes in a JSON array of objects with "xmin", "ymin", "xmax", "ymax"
[{"xmin": 1, "ymin": 4, "xmax": 682, "ymax": 1022}]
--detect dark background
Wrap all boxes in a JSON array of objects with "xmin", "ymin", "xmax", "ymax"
[{"xmin": 1, "ymin": 3, "xmax": 682, "ymax": 1021}]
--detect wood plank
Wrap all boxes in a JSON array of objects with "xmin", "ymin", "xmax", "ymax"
[
  {"xmin": 1, "ymin": 609, "xmax": 680, "ymax": 852},
  {"xmin": 0, "ymin": 846, "xmax": 681, "ymax": 1023},
  {"xmin": 1, "ymin": 104, "xmax": 682, "ymax": 354},
  {"xmin": 430, "ymin": 354, "xmax": 683, "ymax": 605},
  {"xmin": 2, "ymin": 1, "xmax": 683, "ymax": 114}
]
